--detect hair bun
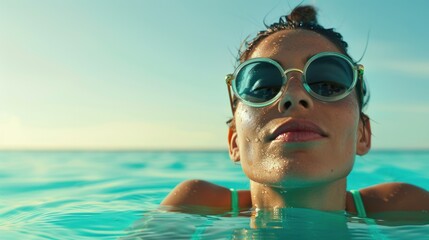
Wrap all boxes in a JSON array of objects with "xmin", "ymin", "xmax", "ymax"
[{"xmin": 289, "ymin": 5, "xmax": 318, "ymax": 24}]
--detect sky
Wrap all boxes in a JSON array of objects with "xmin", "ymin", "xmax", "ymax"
[{"xmin": 0, "ymin": 0, "xmax": 429, "ymax": 150}]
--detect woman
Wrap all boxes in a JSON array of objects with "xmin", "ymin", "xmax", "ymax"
[{"xmin": 161, "ymin": 5, "xmax": 429, "ymax": 219}]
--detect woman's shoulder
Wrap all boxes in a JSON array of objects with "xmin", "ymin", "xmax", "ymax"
[
  {"xmin": 161, "ymin": 180, "xmax": 230, "ymax": 209},
  {"xmin": 161, "ymin": 180, "xmax": 252, "ymax": 213},
  {"xmin": 359, "ymin": 182, "xmax": 429, "ymax": 213}
]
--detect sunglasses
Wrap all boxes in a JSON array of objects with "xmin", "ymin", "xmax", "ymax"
[{"xmin": 225, "ymin": 52, "xmax": 364, "ymax": 113}]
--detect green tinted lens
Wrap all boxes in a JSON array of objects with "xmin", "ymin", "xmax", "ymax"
[
  {"xmin": 235, "ymin": 61, "xmax": 283, "ymax": 103},
  {"xmin": 305, "ymin": 55, "xmax": 354, "ymax": 97}
]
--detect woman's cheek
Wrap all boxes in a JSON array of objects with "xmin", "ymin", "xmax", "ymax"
[{"xmin": 235, "ymin": 105, "xmax": 267, "ymax": 177}]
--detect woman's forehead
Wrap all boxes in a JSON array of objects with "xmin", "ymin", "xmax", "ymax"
[{"xmin": 248, "ymin": 29, "xmax": 341, "ymax": 66}]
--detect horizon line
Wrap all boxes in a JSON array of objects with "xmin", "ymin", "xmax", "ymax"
[{"xmin": 0, "ymin": 148, "xmax": 428, "ymax": 152}]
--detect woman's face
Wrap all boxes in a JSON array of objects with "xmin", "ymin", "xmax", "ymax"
[{"xmin": 228, "ymin": 30, "xmax": 371, "ymax": 188}]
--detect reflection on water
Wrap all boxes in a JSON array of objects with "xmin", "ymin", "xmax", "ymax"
[{"xmin": 123, "ymin": 207, "xmax": 429, "ymax": 239}]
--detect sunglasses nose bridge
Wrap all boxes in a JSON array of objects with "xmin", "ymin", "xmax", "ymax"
[
  {"xmin": 276, "ymin": 68, "xmax": 314, "ymax": 112},
  {"xmin": 281, "ymin": 68, "xmax": 304, "ymax": 90}
]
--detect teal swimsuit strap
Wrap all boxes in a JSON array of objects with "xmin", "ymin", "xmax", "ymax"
[
  {"xmin": 350, "ymin": 190, "xmax": 389, "ymax": 240},
  {"xmin": 230, "ymin": 188, "xmax": 239, "ymax": 214},
  {"xmin": 350, "ymin": 189, "xmax": 367, "ymax": 218}
]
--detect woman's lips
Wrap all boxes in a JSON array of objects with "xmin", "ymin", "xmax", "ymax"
[
  {"xmin": 275, "ymin": 131, "xmax": 324, "ymax": 142},
  {"xmin": 270, "ymin": 119, "xmax": 328, "ymax": 143}
]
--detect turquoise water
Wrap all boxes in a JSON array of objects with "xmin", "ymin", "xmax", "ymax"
[{"xmin": 1, "ymin": 150, "xmax": 429, "ymax": 239}]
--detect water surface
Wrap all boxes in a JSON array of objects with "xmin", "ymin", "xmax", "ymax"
[{"xmin": 1, "ymin": 150, "xmax": 428, "ymax": 239}]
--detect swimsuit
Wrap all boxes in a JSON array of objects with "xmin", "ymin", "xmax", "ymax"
[
  {"xmin": 230, "ymin": 188, "xmax": 239, "ymax": 214},
  {"xmin": 349, "ymin": 189, "xmax": 367, "ymax": 218},
  {"xmin": 229, "ymin": 188, "xmax": 368, "ymax": 218}
]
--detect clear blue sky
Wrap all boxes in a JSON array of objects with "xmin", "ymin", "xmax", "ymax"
[{"xmin": 0, "ymin": 0, "xmax": 428, "ymax": 150}]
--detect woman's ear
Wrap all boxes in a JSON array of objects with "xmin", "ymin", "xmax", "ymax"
[
  {"xmin": 228, "ymin": 127, "xmax": 240, "ymax": 162},
  {"xmin": 356, "ymin": 115, "xmax": 371, "ymax": 155}
]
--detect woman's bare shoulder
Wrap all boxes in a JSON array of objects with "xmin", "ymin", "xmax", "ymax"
[
  {"xmin": 161, "ymin": 180, "xmax": 252, "ymax": 214},
  {"xmin": 360, "ymin": 182, "xmax": 429, "ymax": 213},
  {"xmin": 160, "ymin": 179, "xmax": 232, "ymax": 211}
]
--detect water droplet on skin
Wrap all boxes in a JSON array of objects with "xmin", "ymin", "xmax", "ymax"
[{"xmin": 254, "ymin": 138, "xmax": 260, "ymax": 143}]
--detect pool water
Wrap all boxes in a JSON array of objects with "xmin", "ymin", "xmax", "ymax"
[{"xmin": 1, "ymin": 150, "xmax": 428, "ymax": 239}]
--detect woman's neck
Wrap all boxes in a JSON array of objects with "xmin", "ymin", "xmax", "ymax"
[{"xmin": 250, "ymin": 178, "xmax": 347, "ymax": 211}]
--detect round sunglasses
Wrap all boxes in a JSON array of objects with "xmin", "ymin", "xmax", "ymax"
[{"xmin": 225, "ymin": 52, "xmax": 364, "ymax": 113}]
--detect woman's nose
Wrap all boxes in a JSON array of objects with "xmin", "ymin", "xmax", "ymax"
[{"xmin": 277, "ymin": 73, "xmax": 313, "ymax": 113}]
